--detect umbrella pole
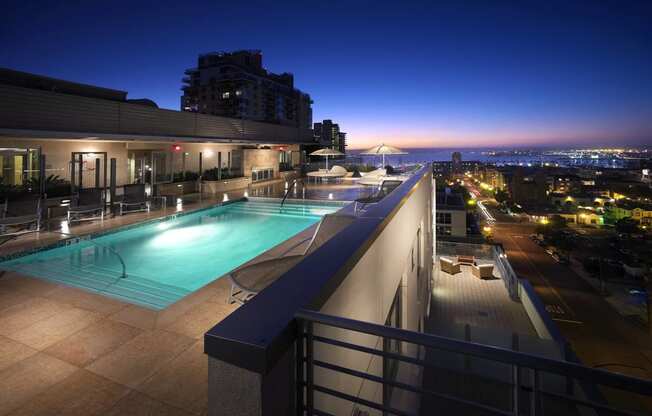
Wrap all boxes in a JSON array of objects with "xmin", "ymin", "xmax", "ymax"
[
  {"xmin": 382, "ymin": 154, "xmax": 385, "ymax": 167},
  {"xmin": 326, "ymin": 155, "xmax": 329, "ymax": 171}
]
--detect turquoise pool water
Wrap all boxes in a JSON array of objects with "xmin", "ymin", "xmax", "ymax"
[{"xmin": 0, "ymin": 200, "xmax": 343, "ymax": 309}]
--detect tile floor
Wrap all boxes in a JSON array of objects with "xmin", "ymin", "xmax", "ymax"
[{"xmin": 0, "ymin": 181, "xmax": 361, "ymax": 415}]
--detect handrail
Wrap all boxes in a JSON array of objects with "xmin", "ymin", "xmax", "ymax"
[
  {"xmin": 51, "ymin": 231, "xmax": 127, "ymax": 279},
  {"xmin": 280, "ymin": 178, "xmax": 304, "ymax": 210},
  {"xmin": 295, "ymin": 308, "xmax": 652, "ymax": 396}
]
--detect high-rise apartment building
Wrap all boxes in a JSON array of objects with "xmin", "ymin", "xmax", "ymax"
[
  {"xmin": 451, "ymin": 151, "xmax": 462, "ymax": 173},
  {"xmin": 313, "ymin": 119, "xmax": 346, "ymax": 154},
  {"xmin": 181, "ymin": 50, "xmax": 312, "ymax": 128}
]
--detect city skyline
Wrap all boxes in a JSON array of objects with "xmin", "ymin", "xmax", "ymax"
[{"xmin": 2, "ymin": 0, "xmax": 651, "ymax": 149}]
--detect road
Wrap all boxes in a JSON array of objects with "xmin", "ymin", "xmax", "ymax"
[
  {"xmin": 493, "ymin": 218, "xmax": 652, "ymax": 371},
  {"xmin": 461, "ymin": 180, "xmax": 652, "ymax": 381}
]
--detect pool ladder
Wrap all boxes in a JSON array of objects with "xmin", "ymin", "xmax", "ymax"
[{"xmin": 280, "ymin": 179, "xmax": 306, "ymax": 211}]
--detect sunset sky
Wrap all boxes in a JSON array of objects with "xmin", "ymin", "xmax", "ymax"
[{"xmin": 2, "ymin": 1, "xmax": 650, "ymax": 149}]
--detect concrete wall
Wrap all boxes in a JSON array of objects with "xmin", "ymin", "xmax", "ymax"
[
  {"xmin": 126, "ymin": 142, "xmax": 242, "ymax": 174},
  {"xmin": 243, "ymin": 149, "xmax": 280, "ymax": 180},
  {"xmin": 0, "ymin": 138, "xmax": 130, "ymax": 185},
  {"xmin": 313, "ymin": 174, "xmax": 433, "ymax": 415},
  {"xmin": 0, "ymin": 137, "xmax": 272, "ymax": 187}
]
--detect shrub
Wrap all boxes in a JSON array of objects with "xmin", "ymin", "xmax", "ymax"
[
  {"xmin": 173, "ymin": 171, "xmax": 200, "ymax": 182},
  {"xmin": 201, "ymin": 168, "xmax": 242, "ymax": 181}
]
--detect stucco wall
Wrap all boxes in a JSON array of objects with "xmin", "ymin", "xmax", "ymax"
[
  {"xmin": 0, "ymin": 138, "xmax": 130, "ymax": 185},
  {"xmin": 243, "ymin": 149, "xmax": 280, "ymax": 180},
  {"xmin": 314, "ymin": 174, "xmax": 433, "ymax": 415},
  {"xmin": 0, "ymin": 138, "xmax": 247, "ymax": 187}
]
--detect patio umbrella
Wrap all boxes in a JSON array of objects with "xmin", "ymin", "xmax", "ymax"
[
  {"xmin": 360, "ymin": 144, "xmax": 407, "ymax": 166},
  {"xmin": 309, "ymin": 148, "xmax": 344, "ymax": 170}
]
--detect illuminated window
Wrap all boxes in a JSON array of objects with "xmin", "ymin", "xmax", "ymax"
[{"xmin": 222, "ymin": 92, "xmax": 230, "ymax": 99}]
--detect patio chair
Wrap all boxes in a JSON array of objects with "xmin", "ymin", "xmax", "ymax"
[
  {"xmin": 119, "ymin": 184, "xmax": 150, "ymax": 215},
  {"xmin": 0, "ymin": 195, "xmax": 42, "ymax": 237},
  {"xmin": 228, "ymin": 213, "xmax": 356, "ymax": 304},
  {"xmin": 357, "ymin": 168, "xmax": 387, "ymax": 186},
  {"xmin": 472, "ymin": 263, "xmax": 494, "ymax": 279},
  {"xmin": 354, "ymin": 179, "xmax": 403, "ymax": 214},
  {"xmin": 440, "ymin": 256, "xmax": 461, "ymax": 275},
  {"xmin": 67, "ymin": 188, "xmax": 104, "ymax": 224},
  {"xmin": 306, "ymin": 165, "xmax": 348, "ymax": 182}
]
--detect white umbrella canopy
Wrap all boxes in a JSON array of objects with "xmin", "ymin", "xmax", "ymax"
[
  {"xmin": 309, "ymin": 148, "xmax": 344, "ymax": 170},
  {"xmin": 360, "ymin": 143, "xmax": 408, "ymax": 166}
]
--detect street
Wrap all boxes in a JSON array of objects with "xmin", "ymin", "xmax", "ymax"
[{"xmin": 463, "ymin": 180, "xmax": 652, "ymax": 382}]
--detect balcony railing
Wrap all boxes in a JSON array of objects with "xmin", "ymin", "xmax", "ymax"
[{"xmin": 296, "ymin": 309, "xmax": 651, "ymax": 416}]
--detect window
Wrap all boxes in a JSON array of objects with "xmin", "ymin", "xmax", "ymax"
[
  {"xmin": 222, "ymin": 92, "xmax": 230, "ymax": 99},
  {"xmin": 436, "ymin": 225, "xmax": 452, "ymax": 235},
  {"xmin": 384, "ymin": 287, "xmax": 402, "ymax": 407},
  {"xmin": 436, "ymin": 212, "xmax": 452, "ymax": 225}
]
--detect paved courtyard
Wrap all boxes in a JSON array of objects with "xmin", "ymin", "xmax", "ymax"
[{"xmin": 0, "ymin": 179, "xmax": 364, "ymax": 415}]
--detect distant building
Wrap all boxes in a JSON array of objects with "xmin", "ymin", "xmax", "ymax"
[
  {"xmin": 181, "ymin": 50, "xmax": 312, "ymax": 128},
  {"xmin": 479, "ymin": 166, "xmax": 506, "ymax": 190},
  {"xmin": 313, "ymin": 119, "xmax": 346, "ymax": 155},
  {"xmin": 435, "ymin": 190, "xmax": 467, "ymax": 237},
  {"xmin": 508, "ymin": 168, "xmax": 547, "ymax": 206},
  {"xmin": 452, "ymin": 151, "xmax": 462, "ymax": 174}
]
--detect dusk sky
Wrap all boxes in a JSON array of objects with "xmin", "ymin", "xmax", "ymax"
[{"xmin": 2, "ymin": 0, "xmax": 651, "ymax": 149}]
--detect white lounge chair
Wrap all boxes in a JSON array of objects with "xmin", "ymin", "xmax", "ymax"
[
  {"xmin": 228, "ymin": 213, "xmax": 355, "ymax": 304},
  {"xmin": 357, "ymin": 168, "xmax": 387, "ymax": 186},
  {"xmin": 354, "ymin": 179, "xmax": 403, "ymax": 213},
  {"xmin": 306, "ymin": 165, "xmax": 348, "ymax": 182}
]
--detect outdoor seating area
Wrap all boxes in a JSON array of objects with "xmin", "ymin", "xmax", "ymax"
[
  {"xmin": 306, "ymin": 165, "xmax": 348, "ymax": 182},
  {"xmin": 439, "ymin": 254, "xmax": 495, "ymax": 280}
]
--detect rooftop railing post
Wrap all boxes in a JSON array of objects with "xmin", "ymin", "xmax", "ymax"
[
  {"xmin": 512, "ymin": 333, "xmax": 520, "ymax": 415},
  {"xmin": 512, "ymin": 365, "xmax": 520, "ymax": 416},
  {"xmin": 296, "ymin": 319, "xmax": 305, "ymax": 416},
  {"xmin": 306, "ymin": 320, "xmax": 314, "ymax": 416}
]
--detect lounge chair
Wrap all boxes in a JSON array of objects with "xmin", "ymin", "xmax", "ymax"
[
  {"xmin": 228, "ymin": 214, "xmax": 356, "ymax": 304},
  {"xmin": 68, "ymin": 188, "xmax": 104, "ymax": 224},
  {"xmin": 119, "ymin": 184, "xmax": 150, "ymax": 215},
  {"xmin": 472, "ymin": 263, "xmax": 494, "ymax": 279},
  {"xmin": 306, "ymin": 165, "xmax": 348, "ymax": 182},
  {"xmin": 354, "ymin": 179, "xmax": 403, "ymax": 213},
  {"xmin": 357, "ymin": 168, "xmax": 387, "ymax": 186},
  {"xmin": 440, "ymin": 256, "xmax": 461, "ymax": 275},
  {"xmin": 0, "ymin": 196, "xmax": 41, "ymax": 237}
]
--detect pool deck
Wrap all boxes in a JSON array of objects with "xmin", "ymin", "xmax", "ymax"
[{"xmin": 0, "ymin": 180, "xmax": 366, "ymax": 415}]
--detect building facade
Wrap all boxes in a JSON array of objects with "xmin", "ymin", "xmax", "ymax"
[
  {"xmin": 313, "ymin": 119, "xmax": 346, "ymax": 155},
  {"xmin": 435, "ymin": 191, "xmax": 467, "ymax": 237},
  {"xmin": 181, "ymin": 50, "xmax": 312, "ymax": 128},
  {"xmin": 0, "ymin": 68, "xmax": 313, "ymax": 193}
]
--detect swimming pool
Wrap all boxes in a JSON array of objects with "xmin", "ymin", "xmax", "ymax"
[{"xmin": 0, "ymin": 200, "xmax": 344, "ymax": 309}]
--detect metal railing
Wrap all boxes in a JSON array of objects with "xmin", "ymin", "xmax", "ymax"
[
  {"xmin": 52, "ymin": 231, "xmax": 127, "ymax": 279},
  {"xmin": 280, "ymin": 178, "xmax": 306, "ymax": 210},
  {"xmin": 295, "ymin": 309, "xmax": 651, "ymax": 416}
]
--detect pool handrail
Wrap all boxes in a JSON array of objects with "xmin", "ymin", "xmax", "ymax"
[
  {"xmin": 51, "ymin": 231, "xmax": 127, "ymax": 279},
  {"xmin": 279, "ymin": 178, "xmax": 305, "ymax": 210}
]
